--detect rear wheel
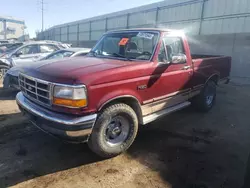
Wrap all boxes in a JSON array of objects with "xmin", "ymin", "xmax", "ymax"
[
  {"xmin": 192, "ymin": 80, "xmax": 216, "ymax": 112},
  {"xmin": 88, "ymin": 103, "xmax": 138, "ymax": 158}
]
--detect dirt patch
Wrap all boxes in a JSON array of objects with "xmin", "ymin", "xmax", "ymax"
[{"xmin": 0, "ymin": 84, "xmax": 250, "ymax": 188}]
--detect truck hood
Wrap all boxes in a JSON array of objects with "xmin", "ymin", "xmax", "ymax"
[{"xmin": 21, "ymin": 56, "xmax": 135, "ymax": 84}]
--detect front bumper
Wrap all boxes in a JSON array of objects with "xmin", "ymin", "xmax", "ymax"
[{"xmin": 16, "ymin": 92, "xmax": 97, "ymax": 142}]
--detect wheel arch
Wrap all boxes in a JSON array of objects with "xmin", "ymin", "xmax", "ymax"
[
  {"xmin": 98, "ymin": 95, "xmax": 143, "ymax": 125},
  {"xmin": 205, "ymin": 73, "xmax": 220, "ymax": 85}
]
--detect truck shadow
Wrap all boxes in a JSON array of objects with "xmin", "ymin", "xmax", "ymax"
[
  {"xmin": 0, "ymin": 86, "xmax": 241, "ymax": 187},
  {"xmin": 128, "ymin": 109, "xmax": 214, "ymax": 188},
  {"xmin": 0, "ymin": 108, "xmax": 213, "ymax": 188},
  {"xmin": 127, "ymin": 94, "xmax": 244, "ymax": 188},
  {"xmin": 0, "ymin": 112, "xmax": 103, "ymax": 187},
  {"xmin": 0, "ymin": 108, "xmax": 201, "ymax": 187}
]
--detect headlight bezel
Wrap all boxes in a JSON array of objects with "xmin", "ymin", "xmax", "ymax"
[{"xmin": 52, "ymin": 84, "xmax": 88, "ymax": 108}]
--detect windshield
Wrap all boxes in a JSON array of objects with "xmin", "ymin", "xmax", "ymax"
[
  {"xmin": 90, "ymin": 31, "xmax": 159, "ymax": 61},
  {"xmin": 43, "ymin": 50, "xmax": 74, "ymax": 60}
]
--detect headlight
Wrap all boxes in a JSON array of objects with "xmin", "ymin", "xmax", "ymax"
[{"xmin": 53, "ymin": 85, "xmax": 87, "ymax": 108}]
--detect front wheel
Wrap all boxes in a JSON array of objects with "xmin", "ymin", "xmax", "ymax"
[{"xmin": 88, "ymin": 103, "xmax": 138, "ymax": 158}]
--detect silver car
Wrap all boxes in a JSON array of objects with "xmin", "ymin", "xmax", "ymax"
[
  {"xmin": 3, "ymin": 48, "xmax": 91, "ymax": 89},
  {"xmin": 0, "ymin": 40, "xmax": 70, "ymax": 79}
]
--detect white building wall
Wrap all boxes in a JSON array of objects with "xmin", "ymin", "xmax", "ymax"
[{"xmin": 0, "ymin": 16, "xmax": 25, "ymax": 40}]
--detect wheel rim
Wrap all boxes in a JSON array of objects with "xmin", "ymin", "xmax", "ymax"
[
  {"xmin": 0, "ymin": 68, "xmax": 8, "ymax": 79},
  {"xmin": 105, "ymin": 115, "xmax": 130, "ymax": 146},
  {"xmin": 206, "ymin": 95, "xmax": 214, "ymax": 105},
  {"xmin": 205, "ymin": 83, "xmax": 215, "ymax": 106}
]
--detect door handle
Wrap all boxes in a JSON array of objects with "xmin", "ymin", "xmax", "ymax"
[{"xmin": 181, "ymin": 65, "xmax": 191, "ymax": 70}]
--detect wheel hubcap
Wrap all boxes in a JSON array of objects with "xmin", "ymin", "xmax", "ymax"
[
  {"xmin": 206, "ymin": 95, "xmax": 214, "ymax": 105},
  {"xmin": 105, "ymin": 116, "xmax": 130, "ymax": 146},
  {"xmin": 205, "ymin": 84, "xmax": 215, "ymax": 106}
]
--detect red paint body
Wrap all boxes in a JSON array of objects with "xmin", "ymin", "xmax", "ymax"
[{"xmin": 22, "ymin": 29, "xmax": 231, "ymax": 115}]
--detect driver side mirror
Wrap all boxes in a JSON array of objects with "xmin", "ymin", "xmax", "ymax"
[{"xmin": 171, "ymin": 54, "xmax": 187, "ymax": 64}]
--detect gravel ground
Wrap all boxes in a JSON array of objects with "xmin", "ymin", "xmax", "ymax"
[{"xmin": 0, "ymin": 83, "xmax": 249, "ymax": 188}]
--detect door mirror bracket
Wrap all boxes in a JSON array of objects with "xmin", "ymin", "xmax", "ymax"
[{"xmin": 171, "ymin": 54, "xmax": 187, "ymax": 64}]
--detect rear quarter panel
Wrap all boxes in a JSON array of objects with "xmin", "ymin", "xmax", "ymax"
[{"xmin": 191, "ymin": 56, "xmax": 231, "ymax": 86}]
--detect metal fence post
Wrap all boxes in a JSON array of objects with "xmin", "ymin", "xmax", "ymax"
[
  {"xmin": 89, "ymin": 21, "xmax": 92, "ymax": 41},
  {"xmin": 155, "ymin": 7, "xmax": 159, "ymax": 28},
  {"xmin": 105, "ymin": 18, "xmax": 108, "ymax": 32},
  {"xmin": 77, "ymin": 23, "xmax": 80, "ymax": 47},
  {"xmin": 67, "ymin": 25, "xmax": 70, "ymax": 43},
  {"xmin": 126, "ymin": 13, "xmax": 130, "ymax": 29},
  {"xmin": 3, "ymin": 20, "xmax": 7, "ymax": 39},
  {"xmin": 60, "ymin": 27, "xmax": 62, "ymax": 42},
  {"xmin": 199, "ymin": 0, "xmax": 206, "ymax": 35},
  {"xmin": 53, "ymin": 28, "xmax": 56, "ymax": 41}
]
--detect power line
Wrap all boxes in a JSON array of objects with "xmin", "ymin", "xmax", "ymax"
[{"xmin": 42, "ymin": 0, "xmax": 44, "ymax": 31}]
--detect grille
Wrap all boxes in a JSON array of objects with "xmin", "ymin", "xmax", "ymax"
[{"xmin": 19, "ymin": 73, "xmax": 51, "ymax": 106}]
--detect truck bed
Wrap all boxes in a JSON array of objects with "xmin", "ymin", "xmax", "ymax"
[
  {"xmin": 191, "ymin": 54, "xmax": 231, "ymax": 80},
  {"xmin": 191, "ymin": 54, "xmax": 222, "ymax": 59}
]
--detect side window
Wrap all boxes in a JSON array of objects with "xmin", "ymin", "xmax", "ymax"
[
  {"xmin": 163, "ymin": 37, "xmax": 185, "ymax": 59},
  {"xmin": 40, "ymin": 44, "xmax": 58, "ymax": 53},
  {"xmin": 16, "ymin": 45, "xmax": 39, "ymax": 55}
]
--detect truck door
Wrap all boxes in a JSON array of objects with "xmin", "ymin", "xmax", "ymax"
[{"xmin": 150, "ymin": 36, "xmax": 192, "ymax": 112}]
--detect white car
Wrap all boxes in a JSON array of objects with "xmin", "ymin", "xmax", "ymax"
[
  {"xmin": 3, "ymin": 48, "xmax": 91, "ymax": 89},
  {"xmin": 0, "ymin": 41, "xmax": 71, "ymax": 79}
]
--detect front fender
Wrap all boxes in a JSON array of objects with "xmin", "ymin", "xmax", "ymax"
[{"xmin": 96, "ymin": 89, "xmax": 143, "ymax": 111}]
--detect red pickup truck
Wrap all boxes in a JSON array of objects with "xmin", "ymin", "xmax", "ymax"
[{"xmin": 16, "ymin": 28, "xmax": 231, "ymax": 157}]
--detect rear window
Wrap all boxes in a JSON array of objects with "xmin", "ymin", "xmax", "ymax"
[{"xmin": 40, "ymin": 44, "xmax": 58, "ymax": 53}]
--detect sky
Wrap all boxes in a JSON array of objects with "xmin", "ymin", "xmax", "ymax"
[{"xmin": 0, "ymin": 0, "xmax": 164, "ymax": 38}]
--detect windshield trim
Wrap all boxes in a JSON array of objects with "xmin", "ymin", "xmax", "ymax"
[
  {"xmin": 91, "ymin": 30, "xmax": 160, "ymax": 62},
  {"xmin": 87, "ymin": 54, "xmax": 151, "ymax": 62}
]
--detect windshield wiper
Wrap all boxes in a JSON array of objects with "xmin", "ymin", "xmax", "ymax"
[{"xmin": 112, "ymin": 53, "xmax": 132, "ymax": 61}]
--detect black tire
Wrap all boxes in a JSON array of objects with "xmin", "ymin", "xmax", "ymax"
[
  {"xmin": 192, "ymin": 80, "xmax": 216, "ymax": 112},
  {"xmin": 88, "ymin": 103, "xmax": 138, "ymax": 158}
]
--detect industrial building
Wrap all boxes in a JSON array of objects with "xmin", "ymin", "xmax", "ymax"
[
  {"xmin": 0, "ymin": 16, "xmax": 26, "ymax": 40},
  {"xmin": 37, "ymin": 0, "xmax": 250, "ymax": 83}
]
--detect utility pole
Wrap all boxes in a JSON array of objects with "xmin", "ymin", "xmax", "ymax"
[
  {"xmin": 41, "ymin": 0, "xmax": 44, "ymax": 31},
  {"xmin": 38, "ymin": 0, "xmax": 45, "ymax": 31},
  {"xmin": 3, "ymin": 20, "xmax": 7, "ymax": 39}
]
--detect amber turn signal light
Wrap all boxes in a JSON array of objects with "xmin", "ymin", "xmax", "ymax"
[{"xmin": 53, "ymin": 97, "xmax": 87, "ymax": 108}]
